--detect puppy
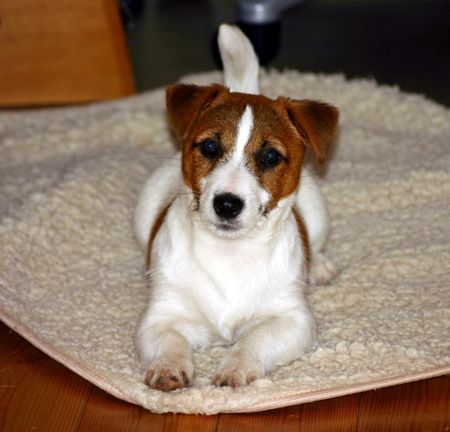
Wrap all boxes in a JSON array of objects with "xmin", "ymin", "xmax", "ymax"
[{"xmin": 134, "ymin": 24, "xmax": 339, "ymax": 391}]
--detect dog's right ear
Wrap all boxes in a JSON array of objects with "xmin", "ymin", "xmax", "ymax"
[{"xmin": 166, "ymin": 84, "xmax": 225, "ymax": 140}]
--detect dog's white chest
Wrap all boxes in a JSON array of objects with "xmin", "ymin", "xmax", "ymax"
[
  {"xmin": 154, "ymin": 203, "xmax": 304, "ymax": 345},
  {"xmin": 194, "ymin": 239, "xmax": 293, "ymax": 341}
]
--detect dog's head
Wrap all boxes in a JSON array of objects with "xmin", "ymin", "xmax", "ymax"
[{"xmin": 166, "ymin": 84, "xmax": 338, "ymax": 237}]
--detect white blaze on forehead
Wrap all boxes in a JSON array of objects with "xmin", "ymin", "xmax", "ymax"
[{"xmin": 231, "ymin": 105, "xmax": 253, "ymax": 164}]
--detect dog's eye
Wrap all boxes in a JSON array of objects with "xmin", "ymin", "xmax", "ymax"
[
  {"xmin": 199, "ymin": 139, "xmax": 222, "ymax": 160},
  {"xmin": 260, "ymin": 147, "xmax": 283, "ymax": 169}
]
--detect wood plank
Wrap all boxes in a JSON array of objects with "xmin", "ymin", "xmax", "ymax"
[
  {"xmin": 0, "ymin": 327, "xmax": 36, "ymax": 430},
  {"xmin": 0, "ymin": 326, "xmax": 92, "ymax": 431},
  {"xmin": 297, "ymin": 394, "xmax": 359, "ymax": 432},
  {"xmin": 76, "ymin": 386, "xmax": 217, "ymax": 432},
  {"xmin": 137, "ymin": 413, "xmax": 218, "ymax": 432},
  {"xmin": 75, "ymin": 386, "xmax": 147, "ymax": 432},
  {"xmin": 217, "ymin": 393, "xmax": 359, "ymax": 432},
  {"xmin": 76, "ymin": 385, "xmax": 218, "ymax": 432},
  {"xmin": 217, "ymin": 410, "xmax": 297, "ymax": 432},
  {"xmin": 357, "ymin": 375, "xmax": 450, "ymax": 432},
  {"xmin": 0, "ymin": 0, "xmax": 134, "ymax": 106}
]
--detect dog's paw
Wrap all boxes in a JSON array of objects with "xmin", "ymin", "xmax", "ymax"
[
  {"xmin": 309, "ymin": 252, "xmax": 337, "ymax": 286},
  {"xmin": 213, "ymin": 355, "xmax": 264, "ymax": 388},
  {"xmin": 144, "ymin": 356, "xmax": 193, "ymax": 392}
]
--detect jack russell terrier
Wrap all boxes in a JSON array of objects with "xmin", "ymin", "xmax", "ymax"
[{"xmin": 134, "ymin": 24, "xmax": 339, "ymax": 391}]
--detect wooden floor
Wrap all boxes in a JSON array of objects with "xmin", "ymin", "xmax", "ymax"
[{"xmin": 0, "ymin": 322, "xmax": 448, "ymax": 431}]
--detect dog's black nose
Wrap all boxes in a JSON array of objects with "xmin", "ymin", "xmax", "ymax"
[{"xmin": 213, "ymin": 193, "xmax": 244, "ymax": 219}]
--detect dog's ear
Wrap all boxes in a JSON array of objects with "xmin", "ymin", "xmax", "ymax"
[
  {"xmin": 166, "ymin": 84, "xmax": 226, "ymax": 140},
  {"xmin": 284, "ymin": 99, "xmax": 339, "ymax": 164}
]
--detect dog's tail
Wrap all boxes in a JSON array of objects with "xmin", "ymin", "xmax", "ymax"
[{"xmin": 218, "ymin": 24, "xmax": 260, "ymax": 95}]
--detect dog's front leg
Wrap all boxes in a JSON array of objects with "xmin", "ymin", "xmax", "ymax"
[
  {"xmin": 135, "ymin": 323, "xmax": 194, "ymax": 392},
  {"xmin": 213, "ymin": 313, "xmax": 316, "ymax": 387}
]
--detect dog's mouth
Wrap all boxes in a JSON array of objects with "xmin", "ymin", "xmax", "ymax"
[
  {"xmin": 201, "ymin": 201, "xmax": 269, "ymax": 237},
  {"xmin": 213, "ymin": 219, "xmax": 242, "ymax": 233}
]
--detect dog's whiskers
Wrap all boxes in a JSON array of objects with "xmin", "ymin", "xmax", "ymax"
[{"xmin": 191, "ymin": 193, "xmax": 200, "ymax": 211}]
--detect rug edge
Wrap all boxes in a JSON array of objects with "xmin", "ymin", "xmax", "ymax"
[
  {"xmin": 235, "ymin": 365, "xmax": 450, "ymax": 413},
  {"xmin": 0, "ymin": 307, "xmax": 138, "ymax": 406}
]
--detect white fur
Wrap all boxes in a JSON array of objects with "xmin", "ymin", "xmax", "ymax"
[
  {"xmin": 218, "ymin": 24, "xmax": 259, "ymax": 94},
  {"xmin": 295, "ymin": 171, "xmax": 336, "ymax": 284},
  {"xmin": 134, "ymin": 25, "xmax": 335, "ymax": 389},
  {"xmin": 198, "ymin": 159, "xmax": 270, "ymax": 238},
  {"xmin": 231, "ymin": 105, "xmax": 253, "ymax": 164},
  {"xmin": 134, "ymin": 154, "xmax": 182, "ymax": 251}
]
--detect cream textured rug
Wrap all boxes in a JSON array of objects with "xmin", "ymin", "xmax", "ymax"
[{"xmin": 1, "ymin": 70, "xmax": 449, "ymax": 414}]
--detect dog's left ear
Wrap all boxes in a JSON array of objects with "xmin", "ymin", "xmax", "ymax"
[
  {"xmin": 166, "ymin": 84, "xmax": 226, "ymax": 140},
  {"xmin": 284, "ymin": 99, "xmax": 339, "ymax": 164}
]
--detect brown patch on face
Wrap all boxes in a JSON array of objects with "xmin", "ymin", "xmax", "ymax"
[
  {"xmin": 243, "ymin": 98, "xmax": 307, "ymax": 209},
  {"xmin": 166, "ymin": 84, "xmax": 338, "ymax": 210},
  {"xmin": 171, "ymin": 90, "xmax": 303, "ymax": 204},
  {"xmin": 292, "ymin": 208, "xmax": 311, "ymax": 272},
  {"xmin": 166, "ymin": 84, "xmax": 244, "ymax": 194},
  {"xmin": 146, "ymin": 202, "xmax": 173, "ymax": 269},
  {"xmin": 181, "ymin": 101, "xmax": 242, "ymax": 194}
]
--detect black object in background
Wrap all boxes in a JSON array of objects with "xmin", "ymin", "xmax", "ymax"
[{"xmin": 125, "ymin": 0, "xmax": 450, "ymax": 107}]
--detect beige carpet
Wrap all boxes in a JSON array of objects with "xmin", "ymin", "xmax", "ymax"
[{"xmin": 0, "ymin": 70, "xmax": 449, "ymax": 414}]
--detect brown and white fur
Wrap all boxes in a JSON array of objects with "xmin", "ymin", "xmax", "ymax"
[{"xmin": 134, "ymin": 24, "xmax": 339, "ymax": 391}]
